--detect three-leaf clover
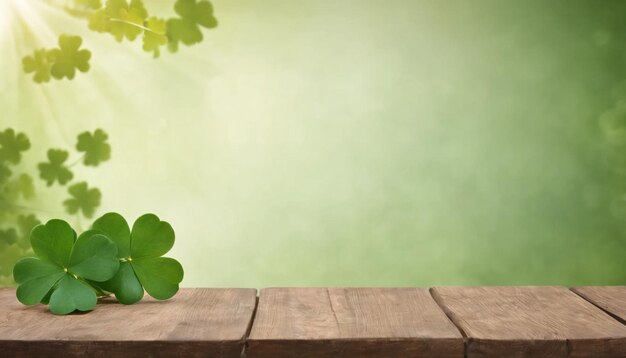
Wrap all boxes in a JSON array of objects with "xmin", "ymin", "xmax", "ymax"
[
  {"xmin": 22, "ymin": 49, "xmax": 52, "ymax": 83},
  {"xmin": 0, "ymin": 129, "xmax": 31, "ymax": 165},
  {"xmin": 167, "ymin": 0, "xmax": 217, "ymax": 51},
  {"xmin": 48, "ymin": 35, "xmax": 92, "ymax": 80},
  {"xmin": 38, "ymin": 149, "xmax": 74, "ymax": 186},
  {"xmin": 64, "ymin": 182, "xmax": 101, "ymax": 218},
  {"xmin": 13, "ymin": 220, "xmax": 119, "ymax": 314},
  {"xmin": 143, "ymin": 17, "xmax": 168, "ymax": 58},
  {"xmin": 92, "ymin": 213, "xmax": 184, "ymax": 304},
  {"xmin": 76, "ymin": 129, "xmax": 111, "ymax": 166}
]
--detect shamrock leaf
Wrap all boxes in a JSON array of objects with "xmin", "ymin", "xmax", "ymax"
[
  {"xmin": 13, "ymin": 220, "xmax": 119, "ymax": 314},
  {"xmin": 0, "ymin": 129, "xmax": 31, "ymax": 165},
  {"xmin": 166, "ymin": 0, "xmax": 217, "ymax": 51},
  {"xmin": 3, "ymin": 174, "xmax": 36, "ymax": 202},
  {"xmin": 143, "ymin": 17, "xmax": 168, "ymax": 58},
  {"xmin": 38, "ymin": 149, "xmax": 74, "ymax": 186},
  {"xmin": 48, "ymin": 35, "xmax": 92, "ymax": 80},
  {"xmin": 89, "ymin": 0, "xmax": 148, "ymax": 42},
  {"xmin": 0, "ymin": 164, "xmax": 11, "ymax": 183},
  {"xmin": 64, "ymin": 182, "xmax": 101, "ymax": 218},
  {"xmin": 22, "ymin": 49, "xmax": 52, "ymax": 83},
  {"xmin": 76, "ymin": 129, "xmax": 111, "ymax": 166},
  {"xmin": 93, "ymin": 213, "xmax": 183, "ymax": 304}
]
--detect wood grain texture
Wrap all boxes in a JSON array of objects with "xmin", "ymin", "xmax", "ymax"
[
  {"xmin": 431, "ymin": 286, "xmax": 626, "ymax": 358},
  {"xmin": 572, "ymin": 286, "xmax": 626, "ymax": 325},
  {"xmin": 0, "ymin": 288, "xmax": 257, "ymax": 358},
  {"xmin": 247, "ymin": 288, "xmax": 463, "ymax": 358}
]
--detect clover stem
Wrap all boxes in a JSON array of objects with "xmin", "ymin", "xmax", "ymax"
[
  {"xmin": 108, "ymin": 18, "xmax": 167, "ymax": 36},
  {"xmin": 67, "ymin": 154, "xmax": 86, "ymax": 168}
]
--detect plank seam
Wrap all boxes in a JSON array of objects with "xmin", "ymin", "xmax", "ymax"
[
  {"xmin": 428, "ymin": 287, "xmax": 469, "ymax": 358},
  {"xmin": 326, "ymin": 288, "xmax": 341, "ymax": 333},
  {"xmin": 570, "ymin": 288, "xmax": 626, "ymax": 326},
  {"xmin": 242, "ymin": 293, "xmax": 260, "ymax": 358}
]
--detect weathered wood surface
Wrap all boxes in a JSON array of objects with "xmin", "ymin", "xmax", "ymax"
[
  {"xmin": 431, "ymin": 286, "xmax": 626, "ymax": 358},
  {"xmin": 573, "ymin": 286, "xmax": 626, "ymax": 325},
  {"xmin": 0, "ymin": 288, "xmax": 257, "ymax": 358},
  {"xmin": 3, "ymin": 286, "xmax": 626, "ymax": 357},
  {"xmin": 247, "ymin": 288, "xmax": 463, "ymax": 358}
]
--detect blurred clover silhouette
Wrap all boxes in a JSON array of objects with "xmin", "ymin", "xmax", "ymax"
[
  {"xmin": 23, "ymin": 0, "xmax": 218, "ymax": 82},
  {"xmin": 0, "ymin": 129, "xmax": 111, "ymax": 286}
]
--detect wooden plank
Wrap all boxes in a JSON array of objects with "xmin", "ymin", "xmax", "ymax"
[
  {"xmin": 431, "ymin": 286, "xmax": 626, "ymax": 358},
  {"xmin": 0, "ymin": 288, "xmax": 257, "ymax": 358},
  {"xmin": 572, "ymin": 286, "xmax": 626, "ymax": 325},
  {"xmin": 247, "ymin": 287, "xmax": 463, "ymax": 358}
]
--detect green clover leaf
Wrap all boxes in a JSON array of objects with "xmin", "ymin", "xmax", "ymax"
[
  {"xmin": 166, "ymin": 0, "xmax": 217, "ymax": 51},
  {"xmin": 143, "ymin": 17, "xmax": 168, "ymax": 58},
  {"xmin": 3, "ymin": 174, "xmax": 36, "ymax": 202},
  {"xmin": 63, "ymin": 182, "xmax": 101, "ymax": 218},
  {"xmin": 76, "ymin": 129, "xmax": 111, "ymax": 166},
  {"xmin": 22, "ymin": 49, "xmax": 52, "ymax": 83},
  {"xmin": 13, "ymin": 220, "xmax": 119, "ymax": 314},
  {"xmin": 93, "ymin": 213, "xmax": 184, "ymax": 304},
  {"xmin": 48, "ymin": 35, "xmax": 92, "ymax": 80},
  {"xmin": 0, "ymin": 129, "xmax": 31, "ymax": 165},
  {"xmin": 89, "ymin": 0, "xmax": 148, "ymax": 42},
  {"xmin": 38, "ymin": 149, "xmax": 74, "ymax": 186}
]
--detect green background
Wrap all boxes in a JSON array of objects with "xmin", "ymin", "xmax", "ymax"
[{"xmin": 1, "ymin": 0, "xmax": 625, "ymax": 287}]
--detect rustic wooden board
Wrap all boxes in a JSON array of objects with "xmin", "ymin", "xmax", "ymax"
[
  {"xmin": 572, "ymin": 286, "xmax": 626, "ymax": 325},
  {"xmin": 247, "ymin": 287, "xmax": 463, "ymax": 358},
  {"xmin": 431, "ymin": 286, "xmax": 626, "ymax": 358},
  {"xmin": 0, "ymin": 288, "xmax": 257, "ymax": 358}
]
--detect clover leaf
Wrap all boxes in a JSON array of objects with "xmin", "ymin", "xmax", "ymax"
[
  {"xmin": 48, "ymin": 35, "xmax": 92, "ymax": 80},
  {"xmin": 22, "ymin": 49, "xmax": 52, "ymax": 83},
  {"xmin": 0, "ymin": 129, "xmax": 30, "ymax": 165},
  {"xmin": 166, "ymin": 0, "xmax": 217, "ymax": 52},
  {"xmin": 13, "ymin": 219, "xmax": 119, "ymax": 314},
  {"xmin": 38, "ymin": 149, "xmax": 74, "ymax": 186},
  {"xmin": 76, "ymin": 129, "xmax": 111, "ymax": 166},
  {"xmin": 64, "ymin": 182, "xmax": 101, "ymax": 218},
  {"xmin": 92, "ymin": 213, "xmax": 184, "ymax": 304},
  {"xmin": 89, "ymin": 0, "xmax": 148, "ymax": 42},
  {"xmin": 143, "ymin": 17, "xmax": 168, "ymax": 58}
]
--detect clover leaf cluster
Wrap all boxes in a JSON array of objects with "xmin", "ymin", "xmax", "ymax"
[
  {"xmin": 23, "ymin": 35, "xmax": 91, "ymax": 83},
  {"xmin": 0, "ymin": 128, "xmax": 111, "ymax": 285},
  {"xmin": 23, "ymin": 0, "xmax": 218, "ymax": 83},
  {"xmin": 14, "ymin": 213, "xmax": 183, "ymax": 314}
]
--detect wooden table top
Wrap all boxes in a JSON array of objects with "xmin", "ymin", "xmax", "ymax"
[
  {"xmin": 0, "ymin": 288, "xmax": 257, "ymax": 358},
  {"xmin": 0, "ymin": 286, "xmax": 625, "ymax": 357}
]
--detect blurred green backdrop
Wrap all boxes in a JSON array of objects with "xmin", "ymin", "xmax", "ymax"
[{"xmin": 1, "ymin": 0, "xmax": 625, "ymax": 287}]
